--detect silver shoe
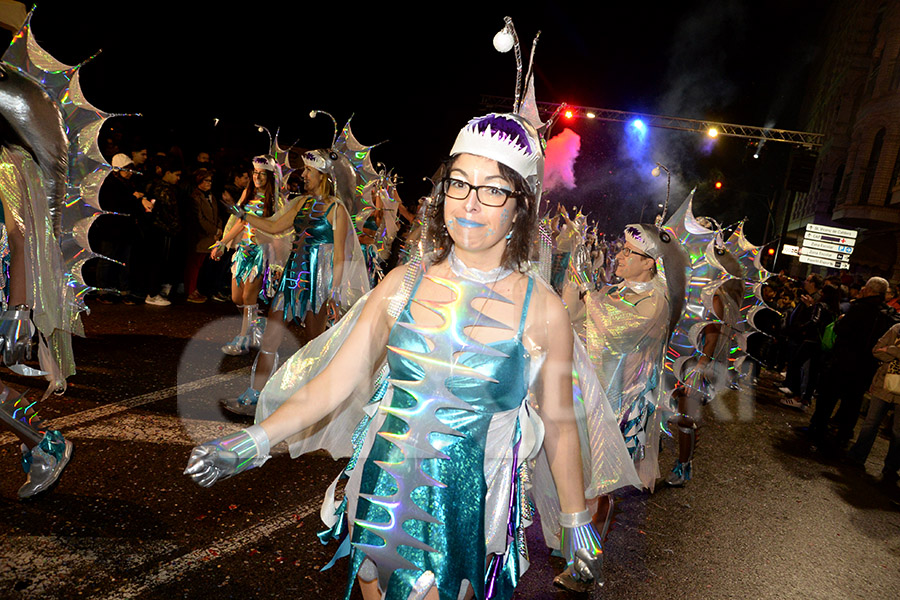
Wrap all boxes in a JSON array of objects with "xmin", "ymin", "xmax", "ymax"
[
  {"xmin": 18, "ymin": 431, "xmax": 73, "ymax": 499},
  {"xmin": 221, "ymin": 387, "xmax": 260, "ymax": 417},
  {"xmin": 665, "ymin": 460, "xmax": 692, "ymax": 487},
  {"xmin": 221, "ymin": 335, "xmax": 250, "ymax": 356}
]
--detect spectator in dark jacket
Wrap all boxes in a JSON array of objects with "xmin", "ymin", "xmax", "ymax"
[
  {"xmin": 183, "ymin": 169, "xmax": 219, "ymax": 303},
  {"xmin": 779, "ymin": 274, "xmax": 826, "ymax": 408},
  {"xmin": 807, "ymin": 277, "xmax": 896, "ymax": 445},
  {"xmin": 93, "ymin": 153, "xmax": 154, "ymax": 303},
  {"xmin": 133, "ymin": 161, "xmax": 182, "ymax": 306}
]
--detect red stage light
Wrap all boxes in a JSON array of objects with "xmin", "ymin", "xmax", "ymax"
[
  {"xmin": 715, "ymin": 181, "xmax": 723, "ymax": 189},
  {"xmin": 767, "ymin": 248, "xmax": 775, "ymax": 255},
  {"xmin": 564, "ymin": 110, "xmax": 574, "ymax": 119}
]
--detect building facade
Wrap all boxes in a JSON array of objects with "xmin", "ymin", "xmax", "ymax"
[{"xmin": 786, "ymin": 1, "xmax": 900, "ymax": 280}]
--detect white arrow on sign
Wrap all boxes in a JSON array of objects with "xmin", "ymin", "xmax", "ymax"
[
  {"xmin": 799, "ymin": 255, "xmax": 850, "ymax": 269},
  {"xmin": 801, "ymin": 238, "xmax": 855, "ymax": 254},
  {"xmin": 800, "ymin": 247, "xmax": 851, "ymax": 261},
  {"xmin": 803, "ymin": 231, "xmax": 857, "ymax": 246},
  {"xmin": 806, "ymin": 223, "xmax": 858, "ymax": 239}
]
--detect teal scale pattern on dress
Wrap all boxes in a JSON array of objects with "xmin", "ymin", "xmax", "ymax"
[
  {"xmin": 349, "ymin": 273, "xmax": 533, "ymax": 600},
  {"xmin": 231, "ymin": 193, "xmax": 268, "ymax": 286},
  {"xmin": 278, "ymin": 200, "xmax": 334, "ymax": 322}
]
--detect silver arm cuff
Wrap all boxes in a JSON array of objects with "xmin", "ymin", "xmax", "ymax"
[
  {"xmin": 559, "ymin": 508, "xmax": 592, "ymax": 528},
  {"xmin": 243, "ymin": 425, "xmax": 271, "ymax": 467}
]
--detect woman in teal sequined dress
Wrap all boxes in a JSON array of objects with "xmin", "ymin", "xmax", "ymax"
[
  {"xmin": 221, "ymin": 149, "xmax": 369, "ymax": 415},
  {"xmin": 187, "ymin": 114, "xmax": 606, "ymax": 598},
  {"xmin": 211, "ymin": 156, "xmax": 277, "ymax": 356}
]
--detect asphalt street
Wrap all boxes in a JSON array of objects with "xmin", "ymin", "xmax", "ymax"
[{"xmin": 1, "ymin": 299, "xmax": 898, "ymax": 600}]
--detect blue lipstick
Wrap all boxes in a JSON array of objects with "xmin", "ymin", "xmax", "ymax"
[{"xmin": 456, "ymin": 218, "xmax": 485, "ymax": 228}]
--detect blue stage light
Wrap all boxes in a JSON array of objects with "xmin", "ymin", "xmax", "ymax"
[{"xmin": 631, "ymin": 119, "xmax": 646, "ymax": 132}]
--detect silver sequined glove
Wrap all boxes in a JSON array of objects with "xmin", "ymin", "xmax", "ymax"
[
  {"xmin": 553, "ymin": 508, "xmax": 604, "ymax": 592},
  {"xmin": 184, "ymin": 425, "xmax": 270, "ymax": 487}
]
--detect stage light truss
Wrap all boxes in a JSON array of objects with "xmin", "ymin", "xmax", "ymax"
[{"xmin": 479, "ymin": 95, "xmax": 824, "ymax": 147}]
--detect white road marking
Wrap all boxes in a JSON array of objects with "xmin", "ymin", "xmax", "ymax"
[
  {"xmin": 99, "ymin": 500, "xmax": 321, "ymax": 600},
  {"xmin": 66, "ymin": 414, "xmax": 240, "ymax": 445},
  {"xmin": 0, "ymin": 367, "xmax": 249, "ymax": 446}
]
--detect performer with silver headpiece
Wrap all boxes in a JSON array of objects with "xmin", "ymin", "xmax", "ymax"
[
  {"xmin": 212, "ymin": 155, "xmax": 280, "ymax": 356},
  {"xmin": 220, "ymin": 138, "xmax": 369, "ymax": 416},
  {"xmin": 186, "ymin": 18, "xmax": 638, "ymax": 597},
  {"xmin": 187, "ymin": 107, "xmax": 611, "ymax": 599},
  {"xmin": 564, "ymin": 221, "xmax": 688, "ymax": 501},
  {"xmin": 660, "ymin": 201, "xmax": 746, "ymax": 487}
]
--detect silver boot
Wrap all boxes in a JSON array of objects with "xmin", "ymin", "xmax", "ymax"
[{"xmin": 19, "ymin": 430, "xmax": 73, "ymax": 499}]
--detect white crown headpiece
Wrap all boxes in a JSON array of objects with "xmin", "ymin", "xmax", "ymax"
[
  {"xmin": 449, "ymin": 113, "xmax": 543, "ymax": 189},
  {"xmin": 252, "ymin": 155, "xmax": 275, "ymax": 172},
  {"xmin": 624, "ymin": 223, "xmax": 661, "ymax": 260}
]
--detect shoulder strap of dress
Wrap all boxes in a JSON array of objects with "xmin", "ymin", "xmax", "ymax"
[
  {"xmin": 387, "ymin": 255, "xmax": 426, "ymax": 319},
  {"xmin": 517, "ymin": 276, "xmax": 535, "ymax": 339}
]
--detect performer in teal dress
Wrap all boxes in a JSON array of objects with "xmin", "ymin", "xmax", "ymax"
[
  {"xmin": 186, "ymin": 110, "xmax": 611, "ymax": 598},
  {"xmin": 220, "ymin": 149, "xmax": 369, "ymax": 416},
  {"xmin": 211, "ymin": 156, "xmax": 278, "ymax": 356},
  {"xmin": 276, "ymin": 200, "xmax": 337, "ymax": 323}
]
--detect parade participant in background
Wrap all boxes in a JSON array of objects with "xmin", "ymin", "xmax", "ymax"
[
  {"xmin": 218, "ymin": 147, "xmax": 369, "ymax": 416},
  {"xmin": 210, "ymin": 156, "xmax": 278, "ymax": 354},
  {"xmin": 357, "ymin": 182, "xmax": 385, "ymax": 287},
  {"xmin": 186, "ymin": 107, "xmax": 611, "ymax": 598},
  {"xmin": 564, "ymin": 222, "xmax": 686, "ymax": 510},
  {"xmin": 0, "ymin": 11, "xmax": 121, "ymax": 497}
]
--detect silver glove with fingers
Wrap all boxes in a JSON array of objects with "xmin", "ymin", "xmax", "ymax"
[
  {"xmin": 184, "ymin": 425, "xmax": 270, "ymax": 487},
  {"xmin": 553, "ymin": 508, "xmax": 604, "ymax": 593},
  {"xmin": 0, "ymin": 305, "xmax": 36, "ymax": 367}
]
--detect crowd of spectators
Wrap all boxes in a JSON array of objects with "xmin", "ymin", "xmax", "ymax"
[
  {"xmin": 90, "ymin": 140, "xmax": 256, "ymax": 307},
  {"xmin": 763, "ymin": 273, "xmax": 900, "ymax": 486}
]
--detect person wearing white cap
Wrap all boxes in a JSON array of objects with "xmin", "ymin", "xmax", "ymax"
[
  {"xmin": 93, "ymin": 153, "xmax": 153, "ymax": 303},
  {"xmin": 186, "ymin": 110, "xmax": 606, "ymax": 598}
]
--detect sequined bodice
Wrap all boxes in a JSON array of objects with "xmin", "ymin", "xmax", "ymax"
[
  {"xmin": 292, "ymin": 198, "xmax": 334, "ymax": 245},
  {"xmin": 245, "ymin": 193, "xmax": 266, "ymax": 217},
  {"xmin": 237, "ymin": 193, "xmax": 267, "ymax": 244},
  {"xmin": 386, "ymin": 288, "xmax": 531, "ymax": 416}
]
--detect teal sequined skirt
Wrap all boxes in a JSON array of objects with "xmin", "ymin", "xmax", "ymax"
[{"xmin": 231, "ymin": 242, "xmax": 265, "ymax": 286}]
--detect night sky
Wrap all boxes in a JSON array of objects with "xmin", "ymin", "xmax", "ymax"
[{"xmin": 3, "ymin": 0, "xmax": 831, "ymax": 238}]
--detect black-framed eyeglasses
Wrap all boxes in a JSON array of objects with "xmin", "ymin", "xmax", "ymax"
[
  {"xmin": 619, "ymin": 247, "xmax": 652, "ymax": 259},
  {"xmin": 441, "ymin": 177, "xmax": 519, "ymax": 208}
]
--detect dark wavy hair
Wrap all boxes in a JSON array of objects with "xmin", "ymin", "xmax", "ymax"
[{"xmin": 426, "ymin": 155, "xmax": 537, "ymax": 271}]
